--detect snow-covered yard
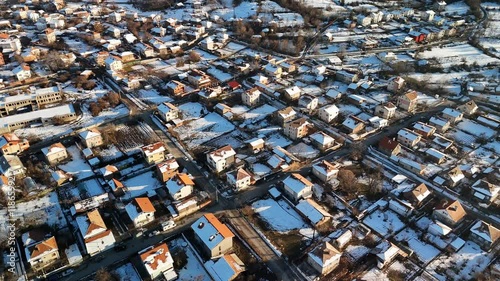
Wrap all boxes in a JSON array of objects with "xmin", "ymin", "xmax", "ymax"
[
  {"xmin": 395, "ymin": 227, "xmax": 441, "ymax": 264},
  {"xmin": 123, "ymin": 171, "xmax": 162, "ymax": 199},
  {"xmin": 252, "ymin": 198, "xmax": 310, "ymax": 233},
  {"xmin": 265, "ymin": 133, "xmax": 292, "ymax": 148},
  {"xmin": 287, "ymin": 143, "xmax": 320, "ymax": 159},
  {"xmin": 420, "ymin": 43, "xmax": 498, "ymax": 67},
  {"xmin": 178, "ymin": 102, "xmax": 207, "ymax": 120},
  {"xmin": 113, "ymin": 263, "xmax": 141, "ymax": 281},
  {"xmin": 456, "ymin": 119, "xmax": 497, "ymax": 138},
  {"xmin": 58, "ymin": 146, "xmax": 95, "ymax": 180},
  {"xmin": 168, "ymin": 237, "xmax": 211, "ymax": 281},
  {"xmin": 66, "ymin": 179, "xmax": 105, "ymax": 201},
  {"xmin": 362, "ymin": 209, "xmax": 405, "ymax": 237},
  {"xmin": 136, "ymin": 88, "xmax": 173, "ymax": 105},
  {"xmin": 243, "ymin": 104, "xmax": 278, "ymax": 125},
  {"xmin": 99, "ymin": 145, "xmax": 124, "ymax": 162},
  {"xmin": 174, "ymin": 112, "xmax": 235, "ymax": 149}
]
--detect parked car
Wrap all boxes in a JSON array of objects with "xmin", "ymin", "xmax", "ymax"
[
  {"xmin": 162, "ymin": 220, "xmax": 176, "ymax": 231},
  {"xmin": 114, "ymin": 243, "xmax": 127, "ymax": 252}
]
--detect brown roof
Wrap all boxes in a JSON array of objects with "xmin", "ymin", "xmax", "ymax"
[
  {"xmin": 222, "ymin": 254, "xmax": 245, "ymax": 275},
  {"xmin": 235, "ymin": 168, "xmax": 251, "ymax": 181},
  {"xmin": 142, "ymin": 142, "xmax": 165, "ymax": 154},
  {"xmin": 105, "ymin": 165, "xmax": 118, "ymax": 173},
  {"xmin": 0, "ymin": 33, "xmax": 8, "ymax": 39},
  {"xmin": 205, "ymin": 213, "xmax": 234, "ymax": 239},
  {"xmin": 111, "ymin": 178, "xmax": 124, "ymax": 189},
  {"xmin": 30, "ymin": 236, "xmax": 58, "ymax": 258},
  {"xmin": 311, "ymin": 241, "xmax": 340, "ymax": 264},
  {"xmin": 3, "ymin": 133, "xmax": 20, "ymax": 142},
  {"xmin": 140, "ymin": 243, "xmax": 170, "ymax": 270},
  {"xmin": 321, "ymin": 160, "xmax": 340, "ymax": 173},
  {"xmin": 288, "ymin": 117, "xmax": 309, "ymax": 128},
  {"xmin": 412, "ymin": 183, "xmax": 429, "ymax": 199},
  {"xmin": 436, "ymin": 200, "xmax": 466, "ymax": 223},
  {"xmin": 177, "ymin": 173, "xmax": 195, "ymax": 186},
  {"xmin": 134, "ymin": 197, "xmax": 156, "ymax": 213},
  {"xmin": 211, "ymin": 145, "xmax": 234, "ymax": 157},
  {"xmin": 379, "ymin": 137, "xmax": 400, "ymax": 151},
  {"xmin": 292, "ymin": 173, "xmax": 313, "ymax": 187},
  {"xmin": 404, "ymin": 91, "xmax": 418, "ymax": 100},
  {"xmin": 278, "ymin": 106, "xmax": 295, "ymax": 116},
  {"xmin": 86, "ymin": 209, "xmax": 107, "ymax": 235},
  {"xmin": 85, "ymin": 229, "xmax": 112, "ymax": 244}
]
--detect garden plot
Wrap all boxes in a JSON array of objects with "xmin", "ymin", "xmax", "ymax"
[
  {"xmin": 456, "ymin": 119, "xmax": 497, "ymax": 138},
  {"xmin": 419, "ymin": 43, "xmax": 498, "ymax": 67},
  {"xmin": 337, "ymin": 104, "xmax": 362, "ymax": 116},
  {"xmin": 178, "ymin": 102, "xmax": 207, "ymax": 120},
  {"xmin": 58, "ymin": 146, "xmax": 94, "ymax": 180},
  {"xmin": 99, "ymin": 145, "xmax": 124, "ymax": 162},
  {"xmin": 425, "ymin": 241, "xmax": 493, "ymax": 281},
  {"xmin": 395, "ymin": 227, "xmax": 441, "ymax": 264},
  {"xmin": 167, "ymin": 237, "xmax": 212, "ymax": 281},
  {"xmin": 173, "ymin": 112, "xmax": 235, "ymax": 149},
  {"xmin": 251, "ymin": 163, "xmax": 272, "ymax": 179},
  {"xmin": 242, "ymin": 105, "xmax": 278, "ymax": 126},
  {"xmin": 113, "ymin": 263, "xmax": 141, "ymax": 281},
  {"xmin": 0, "ymin": 192, "xmax": 66, "ymax": 242},
  {"xmin": 115, "ymin": 123, "xmax": 159, "ymax": 154},
  {"xmin": 287, "ymin": 143, "xmax": 319, "ymax": 159},
  {"xmin": 447, "ymin": 129, "xmax": 477, "ymax": 147},
  {"xmin": 251, "ymin": 198, "xmax": 310, "ymax": 233},
  {"xmin": 466, "ymin": 147, "xmax": 498, "ymax": 166},
  {"xmin": 123, "ymin": 171, "xmax": 162, "ymax": 199},
  {"xmin": 205, "ymin": 130, "xmax": 245, "ymax": 149},
  {"xmin": 136, "ymin": 89, "xmax": 173, "ymax": 105},
  {"xmin": 265, "ymin": 133, "xmax": 292, "ymax": 148},
  {"xmin": 362, "ymin": 209, "xmax": 405, "ymax": 237},
  {"xmin": 66, "ymin": 179, "xmax": 105, "ymax": 201}
]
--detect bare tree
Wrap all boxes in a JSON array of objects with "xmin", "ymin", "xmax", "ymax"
[
  {"xmin": 176, "ymin": 57, "xmax": 185, "ymax": 67},
  {"xmin": 349, "ymin": 142, "xmax": 366, "ymax": 160},
  {"xmin": 44, "ymin": 50, "xmax": 66, "ymax": 71},
  {"xmin": 366, "ymin": 165, "xmax": 383, "ymax": 195},
  {"xmin": 338, "ymin": 169, "xmax": 358, "ymax": 193},
  {"xmin": 188, "ymin": 51, "xmax": 201, "ymax": 63}
]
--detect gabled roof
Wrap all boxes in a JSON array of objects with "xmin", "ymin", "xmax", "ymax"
[
  {"xmin": 142, "ymin": 142, "xmax": 166, "ymax": 156},
  {"xmin": 157, "ymin": 102, "xmax": 179, "ymax": 114},
  {"xmin": 86, "ymin": 209, "xmax": 107, "ymax": 234},
  {"xmin": 208, "ymin": 145, "xmax": 236, "ymax": 162},
  {"xmin": 308, "ymin": 241, "xmax": 341, "ymax": 268},
  {"xmin": 470, "ymin": 220, "xmax": 500, "ymax": 244},
  {"xmin": 157, "ymin": 159, "xmax": 179, "ymax": 174},
  {"xmin": 191, "ymin": 213, "xmax": 234, "ymax": 250},
  {"xmin": 435, "ymin": 200, "xmax": 466, "ymax": 223},
  {"xmin": 29, "ymin": 236, "xmax": 58, "ymax": 259},
  {"xmin": 310, "ymin": 131, "xmax": 335, "ymax": 146},
  {"xmin": 134, "ymin": 197, "xmax": 156, "ymax": 213},
  {"xmin": 205, "ymin": 253, "xmax": 245, "ymax": 281},
  {"xmin": 448, "ymin": 166, "xmax": 464, "ymax": 183},
  {"xmin": 227, "ymin": 168, "xmax": 251, "ymax": 182},
  {"xmin": 139, "ymin": 243, "xmax": 173, "ymax": 272},
  {"xmin": 79, "ymin": 128, "xmax": 101, "ymax": 140},
  {"xmin": 42, "ymin": 142, "xmax": 66, "ymax": 156},
  {"xmin": 403, "ymin": 91, "xmax": 417, "ymax": 100},
  {"xmin": 379, "ymin": 137, "xmax": 400, "ymax": 151},
  {"xmin": 409, "ymin": 183, "xmax": 431, "ymax": 202}
]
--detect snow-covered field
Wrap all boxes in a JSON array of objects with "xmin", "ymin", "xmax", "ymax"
[
  {"xmin": 58, "ymin": 146, "xmax": 95, "ymax": 180},
  {"xmin": 99, "ymin": 145, "xmax": 124, "ymax": 162},
  {"xmin": 395, "ymin": 227, "xmax": 441, "ymax": 264},
  {"xmin": 444, "ymin": 1, "xmax": 470, "ymax": 16},
  {"xmin": 456, "ymin": 119, "xmax": 497, "ymax": 138},
  {"xmin": 137, "ymin": 89, "xmax": 173, "ymax": 105},
  {"xmin": 178, "ymin": 102, "xmax": 207, "ymax": 120},
  {"xmin": 113, "ymin": 263, "xmax": 142, "ymax": 281},
  {"xmin": 168, "ymin": 237, "xmax": 212, "ymax": 281},
  {"xmin": 338, "ymin": 104, "xmax": 363, "ymax": 116},
  {"xmin": 265, "ymin": 133, "xmax": 292, "ymax": 148},
  {"xmin": 243, "ymin": 104, "xmax": 278, "ymax": 125},
  {"xmin": 174, "ymin": 112, "xmax": 236, "ymax": 149},
  {"xmin": 420, "ymin": 43, "xmax": 499, "ymax": 67},
  {"xmin": 252, "ymin": 198, "xmax": 310, "ymax": 233},
  {"xmin": 287, "ymin": 143, "xmax": 320, "ymax": 159},
  {"xmin": 0, "ymin": 192, "xmax": 66, "ymax": 242},
  {"xmin": 362, "ymin": 209, "xmax": 405, "ymax": 237},
  {"xmin": 123, "ymin": 171, "xmax": 162, "ymax": 199}
]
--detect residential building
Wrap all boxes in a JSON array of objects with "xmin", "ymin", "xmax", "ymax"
[
  {"xmin": 296, "ymin": 199, "xmax": 331, "ymax": 226},
  {"xmin": 187, "ymin": 69, "xmax": 213, "ymax": 88},
  {"xmin": 76, "ymin": 209, "xmax": 115, "ymax": 256},
  {"xmin": 310, "ymin": 131, "xmax": 336, "ymax": 151},
  {"xmin": 425, "ymin": 148, "xmax": 447, "ymax": 164},
  {"xmin": 457, "ymin": 100, "xmax": 478, "ymax": 116},
  {"xmin": 79, "ymin": 128, "xmax": 103, "ymax": 148},
  {"xmin": 284, "ymin": 86, "xmax": 301, "ymax": 101},
  {"xmin": 429, "ymin": 116, "xmax": 451, "ymax": 133},
  {"xmin": 104, "ymin": 55, "xmax": 123, "ymax": 72},
  {"xmin": 275, "ymin": 107, "xmax": 297, "ymax": 125},
  {"xmin": 471, "ymin": 179, "xmax": 499, "ymax": 203},
  {"xmin": 100, "ymin": 165, "xmax": 119, "ymax": 181},
  {"xmin": 0, "ymin": 133, "xmax": 29, "ymax": 155},
  {"xmin": 397, "ymin": 128, "xmax": 421, "ymax": 147},
  {"xmin": 0, "ymin": 155, "xmax": 25, "ymax": 177},
  {"xmin": 307, "ymin": 241, "xmax": 341, "ymax": 276},
  {"xmin": 284, "ymin": 118, "xmax": 312, "ymax": 140},
  {"xmin": 141, "ymin": 142, "xmax": 166, "ymax": 165},
  {"xmin": 312, "ymin": 160, "xmax": 340, "ymax": 182},
  {"xmin": 298, "ymin": 94, "xmax": 319, "ymax": 112},
  {"xmin": 263, "ymin": 63, "xmax": 282, "ymax": 78},
  {"xmin": 13, "ymin": 64, "xmax": 31, "ymax": 81},
  {"xmin": 432, "ymin": 200, "xmax": 467, "ymax": 226},
  {"xmin": 156, "ymin": 159, "xmax": 179, "ymax": 182},
  {"xmin": 378, "ymin": 137, "xmax": 401, "ymax": 156},
  {"xmin": 447, "ymin": 166, "xmax": 465, "ymax": 187},
  {"xmin": 282, "ymin": 173, "xmax": 313, "ymax": 201},
  {"xmin": 397, "ymin": 157, "xmax": 426, "ymax": 175},
  {"xmin": 139, "ymin": 243, "xmax": 177, "ymax": 280},
  {"xmin": 376, "ymin": 243, "xmax": 401, "ymax": 269},
  {"xmin": 397, "ymin": 91, "xmax": 418, "ymax": 112},
  {"xmin": 226, "ymin": 168, "xmax": 252, "ymax": 190},
  {"xmin": 0, "ymin": 86, "xmax": 63, "ymax": 117},
  {"xmin": 108, "ymin": 178, "xmax": 126, "ymax": 197},
  {"xmin": 165, "ymin": 80, "xmax": 185, "ymax": 96},
  {"xmin": 318, "ymin": 104, "xmax": 339, "ymax": 123},
  {"xmin": 24, "ymin": 236, "xmax": 59, "ymax": 271},
  {"xmin": 191, "ymin": 213, "xmax": 234, "ymax": 258},
  {"xmin": 205, "ymin": 254, "xmax": 246, "ymax": 281},
  {"xmin": 441, "ymin": 108, "xmax": 463, "ymax": 124},
  {"xmin": 413, "ymin": 122, "xmax": 436, "ymax": 138},
  {"xmin": 166, "ymin": 173, "xmax": 195, "ymax": 200},
  {"xmin": 242, "ymin": 88, "xmax": 261, "ymax": 107},
  {"xmin": 341, "ymin": 116, "xmax": 365, "ymax": 134},
  {"xmin": 207, "ymin": 145, "xmax": 236, "ymax": 173},
  {"xmin": 126, "ymin": 197, "xmax": 156, "ymax": 228},
  {"xmin": 157, "ymin": 102, "xmax": 179, "ymax": 123},
  {"xmin": 469, "ymin": 220, "xmax": 499, "ymax": 250},
  {"xmin": 387, "ymin": 77, "xmax": 405, "ymax": 93},
  {"xmin": 375, "ymin": 103, "xmax": 397, "ymax": 119},
  {"xmin": 403, "ymin": 183, "xmax": 431, "ymax": 206},
  {"xmin": 42, "ymin": 143, "xmax": 68, "ymax": 165},
  {"xmin": 246, "ymin": 138, "xmax": 265, "ymax": 152}
]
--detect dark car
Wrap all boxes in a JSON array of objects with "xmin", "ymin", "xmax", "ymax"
[{"xmin": 114, "ymin": 243, "xmax": 127, "ymax": 252}]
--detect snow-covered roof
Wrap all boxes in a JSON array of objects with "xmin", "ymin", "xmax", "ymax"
[
  {"xmin": 283, "ymin": 173, "xmax": 313, "ymax": 194},
  {"xmin": 204, "ymin": 254, "xmax": 245, "ymax": 281},
  {"xmin": 41, "ymin": 142, "xmax": 66, "ymax": 156},
  {"xmin": 442, "ymin": 108, "xmax": 462, "ymax": 118},
  {"xmin": 166, "ymin": 173, "xmax": 194, "ymax": 195},
  {"xmin": 191, "ymin": 213, "xmax": 234, "ymax": 251},
  {"xmin": 425, "ymin": 148, "xmax": 446, "ymax": 160},
  {"xmin": 79, "ymin": 128, "xmax": 101, "ymax": 140},
  {"xmin": 0, "ymin": 104, "xmax": 75, "ymax": 129},
  {"xmin": 295, "ymin": 199, "xmax": 330, "ymax": 225},
  {"xmin": 470, "ymin": 220, "xmax": 499, "ymax": 244},
  {"xmin": 310, "ymin": 131, "xmax": 335, "ymax": 146},
  {"xmin": 208, "ymin": 145, "xmax": 236, "ymax": 163},
  {"xmin": 157, "ymin": 159, "xmax": 179, "ymax": 174},
  {"xmin": 429, "ymin": 116, "xmax": 449, "ymax": 127},
  {"xmin": 308, "ymin": 242, "xmax": 341, "ymax": 269},
  {"xmin": 428, "ymin": 220, "xmax": 452, "ymax": 236},
  {"xmin": 141, "ymin": 142, "xmax": 166, "ymax": 156},
  {"xmin": 157, "ymin": 102, "xmax": 178, "ymax": 114},
  {"xmin": 320, "ymin": 104, "xmax": 339, "ymax": 115},
  {"xmin": 413, "ymin": 122, "xmax": 435, "ymax": 134},
  {"xmin": 139, "ymin": 243, "xmax": 173, "ymax": 276},
  {"xmin": 397, "ymin": 128, "xmax": 420, "ymax": 142}
]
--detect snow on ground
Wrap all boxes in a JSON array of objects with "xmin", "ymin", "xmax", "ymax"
[
  {"xmin": 256, "ymin": 126, "xmax": 281, "ymax": 137},
  {"xmin": 265, "ymin": 133, "xmax": 292, "ymax": 148},
  {"xmin": 168, "ymin": 237, "xmax": 211, "ymax": 281},
  {"xmin": 243, "ymin": 104, "xmax": 278, "ymax": 125},
  {"xmin": 174, "ymin": 112, "xmax": 236, "ymax": 149},
  {"xmin": 444, "ymin": 1, "xmax": 470, "ymax": 16},
  {"xmin": 338, "ymin": 104, "xmax": 362, "ymax": 116},
  {"xmin": 425, "ymin": 241, "xmax": 493, "ymax": 281},
  {"xmin": 456, "ymin": 119, "xmax": 497, "ymax": 138},
  {"xmin": 419, "ymin": 43, "xmax": 499, "ymax": 67},
  {"xmin": 484, "ymin": 140, "xmax": 500, "ymax": 154},
  {"xmin": 113, "ymin": 263, "xmax": 141, "ymax": 281},
  {"xmin": 362, "ymin": 267, "xmax": 389, "ymax": 281},
  {"xmin": 416, "ymin": 92, "xmax": 440, "ymax": 105},
  {"xmin": 395, "ymin": 227, "xmax": 441, "ymax": 264},
  {"xmin": 79, "ymin": 179, "xmax": 105, "ymax": 197},
  {"xmin": 178, "ymin": 102, "xmax": 207, "ymax": 120},
  {"xmin": 99, "ymin": 145, "xmax": 124, "ymax": 162},
  {"xmin": 447, "ymin": 129, "xmax": 477, "ymax": 147},
  {"xmin": 136, "ymin": 89, "xmax": 173, "ymax": 105},
  {"xmin": 123, "ymin": 171, "xmax": 162, "ymax": 199},
  {"xmin": 362, "ymin": 209, "xmax": 405, "ymax": 237},
  {"xmin": 252, "ymin": 163, "xmax": 272, "ymax": 178},
  {"xmin": 467, "ymin": 147, "xmax": 498, "ymax": 166},
  {"xmin": 252, "ymin": 198, "xmax": 309, "ymax": 232},
  {"xmin": 287, "ymin": 143, "xmax": 320, "ymax": 159},
  {"xmin": 58, "ymin": 146, "xmax": 95, "ymax": 180},
  {"xmin": 0, "ymin": 192, "xmax": 66, "ymax": 242}
]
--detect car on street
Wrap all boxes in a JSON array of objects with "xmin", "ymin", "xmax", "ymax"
[
  {"xmin": 114, "ymin": 243, "xmax": 127, "ymax": 252},
  {"xmin": 162, "ymin": 220, "xmax": 176, "ymax": 231}
]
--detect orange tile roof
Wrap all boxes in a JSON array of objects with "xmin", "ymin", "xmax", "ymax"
[
  {"xmin": 30, "ymin": 236, "xmax": 58, "ymax": 258},
  {"xmin": 0, "ymin": 175, "xmax": 8, "ymax": 186},
  {"xmin": 140, "ymin": 243, "xmax": 170, "ymax": 270},
  {"xmin": 112, "ymin": 178, "xmax": 124, "ymax": 189},
  {"xmin": 405, "ymin": 91, "xmax": 418, "ymax": 100},
  {"xmin": 177, "ymin": 173, "xmax": 195, "ymax": 186},
  {"xmin": 86, "ymin": 209, "xmax": 106, "ymax": 235},
  {"xmin": 0, "ymin": 33, "xmax": 8, "ymax": 39},
  {"xmin": 105, "ymin": 165, "xmax": 118, "ymax": 173},
  {"xmin": 134, "ymin": 197, "xmax": 156, "ymax": 213},
  {"xmin": 3, "ymin": 133, "xmax": 20, "ymax": 142},
  {"xmin": 436, "ymin": 200, "xmax": 466, "ymax": 223},
  {"xmin": 85, "ymin": 229, "xmax": 112, "ymax": 243},
  {"xmin": 205, "ymin": 213, "xmax": 234, "ymax": 239}
]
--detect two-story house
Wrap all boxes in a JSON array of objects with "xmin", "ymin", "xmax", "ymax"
[
  {"xmin": 432, "ymin": 200, "xmax": 467, "ymax": 227},
  {"xmin": 312, "ymin": 160, "xmax": 340, "ymax": 183},
  {"xmin": 13, "ymin": 64, "xmax": 31, "ymax": 81},
  {"xmin": 165, "ymin": 80, "xmax": 186, "ymax": 96},
  {"xmin": 284, "ymin": 118, "xmax": 312, "ymax": 140},
  {"xmin": 79, "ymin": 128, "xmax": 103, "ymax": 148},
  {"xmin": 469, "ymin": 220, "xmax": 499, "ymax": 250},
  {"xmin": 126, "ymin": 197, "xmax": 156, "ymax": 228},
  {"xmin": 226, "ymin": 168, "xmax": 252, "ymax": 190},
  {"xmin": 341, "ymin": 116, "xmax": 365, "ymax": 134},
  {"xmin": 309, "ymin": 131, "xmax": 336, "ymax": 151},
  {"xmin": 242, "ymin": 88, "xmax": 261, "ymax": 107},
  {"xmin": 275, "ymin": 107, "xmax": 297, "ymax": 125},
  {"xmin": 429, "ymin": 116, "xmax": 451, "ymax": 133},
  {"xmin": 403, "ymin": 183, "xmax": 431, "ymax": 207},
  {"xmin": 378, "ymin": 137, "xmax": 401, "ymax": 156},
  {"xmin": 0, "ymin": 155, "xmax": 25, "ymax": 177},
  {"xmin": 23, "ymin": 233, "xmax": 59, "ymax": 271},
  {"xmin": 471, "ymin": 179, "xmax": 499, "ymax": 204},
  {"xmin": 298, "ymin": 94, "xmax": 319, "ymax": 112},
  {"xmin": 397, "ymin": 128, "xmax": 421, "ymax": 148},
  {"xmin": 76, "ymin": 209, "xmax": 116, "ymax": 256},
  {"xmin": 205, "ymin": 254, "xmax": 246, "ymax": 281},
  {"xmin": 166, "ymin": 173, "xmax": 195, "ymax": 200},
  {"xmin": 307, "ymin": 241, "xmax": 341, "ymax": 276},
  {"xmin": 282, "ymin": 173, "xmax": 313, "ymax": 202},
  {"xmin": 457, "ymin": 100, "xmax": 478, "ymax": 116},
  {"xmin": 387, "ymin": 76, "xmax": 405, "ymax": 93},
  {"xmin": 412, "ymin": 122, "xmax": 436, "ymax": 138},
  {"xmin": 139, "ymin": 243, "xmax": 177, "ymax": 280},
  {"xmin": 42, "ymin": 142, "xmax": 68, "ymax": 165},
  {"xmin": 284, "ymin": 86, "xmax": 301, "ymax": 101},
  {"xmin": 104, "ymin": 55, "xmax": 123, "ymax": 72},
  {"xmin": 318, "ymin": 104, "xmax": 339, "ymax": 123},
  {"xmin": 397, "ymin": 91, "xmax": 418, "ymax": 112},
  {"xmin": 441, "ymin": 108, "xmax": 463, "ymax": 124},
  {"xmin": 0, "ymin": 133, "xmax": 29, "ymax": 155},
  {"xmin": 157, "ymin": 102, "xmax": 179, "ymax": 123},
  {"xmin": 191, "ymin": 213, "xmax": 235, "ymax": 258},
  {"xmin": 156, "ymin": 159, "xmax": 180, "ymax": 182},
  {"xmin": 207, "ymin": 145, "xmax": 236, "ymax": 173},
  {"xmin": 375, "ymin": 102, "xmax": 397, "ymax": 119},
  {"xmin": 141, "ymin": 142, "xmax": 166, "ymax": 165}
]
